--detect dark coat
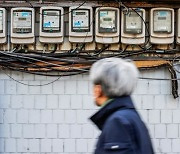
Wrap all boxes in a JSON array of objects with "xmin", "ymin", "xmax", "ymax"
[{"xmin": 90, "ymin": 96, "xmax": 154, "ymax": 154}]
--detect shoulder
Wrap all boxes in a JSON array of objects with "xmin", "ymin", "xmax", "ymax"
[
  {"xmin": 108, "ymin": 109, "xmax": 137, "ymax": 123},
  {"xmin": 103, "ymin": 109, "xmax": 140, "ymax": 133},
  {"xmin": 101, "ymin": 109, "xmax": 135, "ymax": 144},
  {"xmin": 104, "ymin": 109, "xmax": 133, "ymax": 130}
]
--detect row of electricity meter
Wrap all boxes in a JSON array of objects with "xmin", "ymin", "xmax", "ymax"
[{"xmin": 0, "ymin": 7, "xmax": 179, "ymax": 45}]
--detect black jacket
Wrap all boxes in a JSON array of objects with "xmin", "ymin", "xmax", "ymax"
[{"xmin": 90, "ymin": 96, "xmax": 154, "ymax": 154}]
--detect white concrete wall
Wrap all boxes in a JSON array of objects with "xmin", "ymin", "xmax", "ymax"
[{"xmin": 0, "ymin": 68, "xmax": 180, "ymax": 154}]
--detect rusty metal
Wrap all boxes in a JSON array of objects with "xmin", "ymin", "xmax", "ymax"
[{"xmin": 135, "ymin": 60, "xmax": 170, "ymax": 68}]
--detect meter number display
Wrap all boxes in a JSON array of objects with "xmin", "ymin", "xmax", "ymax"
[
  {"xmin": 124, "ymin": 11, "xmax": 143, "ymax": 34},
  {"xmin": 153, "ymin": 10, "xmax": 172, "ymax": 33},
  {"xmin": 42, "ymin": 10, "xmax": 61, "ymax": 32},
  {"xmin": 13, "ymin": 10, "xmax": 32, "ymax": 33},
  {"xmin": 71, "ymin": 9, "xmax": 90, "ymax": 32},
  {"xmin": 99, "ymin": 10, "xmax": 117, "ymax": 33}
]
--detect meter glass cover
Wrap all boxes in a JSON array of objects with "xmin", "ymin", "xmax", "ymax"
[
  {"xmin": 124, "ymin": 11, "xmax": 143, "ymax": 34},
  {"xmin": 0, "ymin": 10, "xmax": 3, "ymax": 33},
  {"xmin": 42, "ymin": 10, "xmax": 61, "ymax": 32},
  {"xmin": 13, "ymin": 10, "xmax": 32, "ymax": 33},
  {"xmin": 72, "ymin": 9, "xmax": 90, "ymax": 32},
  {"xmin": 153, "ymin": 10, "xmax": 172, "ymax": 33},
  {"xmin": 99, "ymin": 10, "xmax": 117, "ymax": 33}
]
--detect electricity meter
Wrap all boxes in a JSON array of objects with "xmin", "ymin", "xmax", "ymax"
[
  {"xmin": 177, "ymin": 9, "xmax": 180, "ymax": 44},
  {"xmin": 95, "ymin": 7, "xmax": 120, "ymax": 44},
  {"xmin": 0, "ymin": 8, "xmax": 7, "ymax": 44},
  {"xmin": 150, "ymin": 8, "xmax": 174, "ymax": 44},
  {"xmin": 11, "ymin": 8, "xmax": 35, "ymax": 44},
  {"xmin": 39, "ymin": 7, "xmax": 64, "ymax": 43},
  {"xmin": 121, "ymin": 8, "xmax": 145, "ymax": 44},
  {"xmin": 69, "ymin": 6, "xmax": 93, "ymax": 43}
]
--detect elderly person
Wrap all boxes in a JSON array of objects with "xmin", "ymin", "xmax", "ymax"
[{"xmin": 90, "ymin": 58, "xmax": 154, "ymax": 154}]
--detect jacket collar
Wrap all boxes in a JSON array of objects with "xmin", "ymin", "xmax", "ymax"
[{"xmin": 90, "ymin": 96, "xmax": 135, "ymax": 130}]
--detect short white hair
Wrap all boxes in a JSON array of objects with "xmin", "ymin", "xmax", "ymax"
[{"xmin": 90, "ymin": 58, "xmax": 139, "ymax": 97}]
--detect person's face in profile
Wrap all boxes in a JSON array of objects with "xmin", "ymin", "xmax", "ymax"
[{"xmin": 93, "ymin": 84, "xmax": 103, "ymax": 106}]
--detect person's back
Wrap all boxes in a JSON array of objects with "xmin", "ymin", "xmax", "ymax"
[
  {"xmin": 91, "ymin": 96, "xmax": 154, "ymax": 154},
  {"xmin": 117, "ymin": 109, "xmax": 153, "ymax": 154}
]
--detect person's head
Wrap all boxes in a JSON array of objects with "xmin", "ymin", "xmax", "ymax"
[{"xmin": 90, "ymin": 58, "xmax": 139, "ymax": 106}]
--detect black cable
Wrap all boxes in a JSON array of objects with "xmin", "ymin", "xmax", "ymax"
[
  {"xmin": 0, "ymin": 51, "xmax": 91, "ymax": 89},
  {"xmin": 25, "ymin": 0, "xmax": 33, "ymax": 8},
  {"xmin": 9, "ymin": 67, "xmax": 87, "ymax": 76},
  {"xmin": 1, "ymin": 65, "xmax": 87, "ymax": 86},
  {"xmin": 130, "ymin": 7, "xmax": 150, "ymax": 49},
  {"xmin": 82, "ymin": 7, "xmax": 107, "ymax": 55},
  {"xmin": 65, "ymin": 4, "xmax": 104, "ymax": 82},
  {"xmin": 1, "ymin": 50, "xmax": 180, "ymax": 82},
  {"xmin": 0, "ymin": 58, "xmax": 64, "ymax": 72},
  {"xmin": 0, "ymin": 51, "xmax": 89, "ymax": 72},
  {"xmin": 0, "ymin": 0, "xmax": 94, "ymax": 86},
  {"xmin": 116, "ymin": 0, "xmax": 150, "ymax": 49},
  {"xmin": 3, "ymin": 57, "xmax": 180, "ymax": 81},
  {"xmin": 69, "ymin": 5, "xmax": 103, "ymax": 55},
  {"xmin": 139, "ymin": 77, "xmax": 180, "ymax": 81},
  {"xmin": 172, "ymin": 55, "xmax": 180, "ymax": 73},
  {"xmin": 3, "ymin": 56, "xmax": 180, "ymax": 82},
  {"xmin": 85, "ymin": 44, "xmax": 110, "ymax": 57},
  {"xmin": 50, "ymin": 44, "xmax": 58, "ymax": 54},
  {"xmin": 2, "ymin": 1, "xmax": 179, "ymax": 84},
  {"xmin": 2, "ymin": 67, "xmax": 62, "ymax": 86},
  {"xmin": 25, "ymin": 0, "xmax": 87, "ymax": 17},
  {"xmin": 0, "ymin": 59, "xmax": 90, "ymax": 73}
]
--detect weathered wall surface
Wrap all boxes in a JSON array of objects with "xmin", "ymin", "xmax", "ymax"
[{"xmin": 0, "ymin": 68, "xmax": 179, "ymax": 154}]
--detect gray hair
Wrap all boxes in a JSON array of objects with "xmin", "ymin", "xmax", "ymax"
[{"xmin": 90, "ymin": 58, "xmax": 139, "ymax": 97}]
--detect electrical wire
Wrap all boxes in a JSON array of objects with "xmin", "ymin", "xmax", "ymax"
[
  {"xmin": 0, "ymin": 51, "xmax": 89, "ymax": 72},
  {"xmin": 139, "ymin": 77, "xmax": 180, "ymax": 81},
  {"xmin": 1, "ymin": 50, "xmax": 180, "ymax": 87},
  {"xmin": 3, "ymin": 65, "xmax": 180, "ymax": 88},
  {"xmin": 0, "ymin": 56, "xmax": 70, "ymax": 72},
  {"xmin": 3, "ymin": 69, "xmax": 62, "ymax": 86},
  {"xmin": 1, "ymin": 67, "xmax": 87, "ymax": 86},
  {"xmin": 115, "ymin": 0, "xmax": 150, "ymax": 49},
  {"xmin": 66, "ymin": 3, "xmax": 105, "ymax": 79},
  {"xmin": 172, "ymin": 55, "xmax": 180, "ymax": 73},
  {"xmin": 84, "ymin": 6, "xmax": 113, "ymax": 57},
  {"xmin": 85, "ymin": 44, "xmax": 110, "ymax": 57},
  {"xmin": 2, "ymin": 0, "xmax": 95, "ymax": 87},
  {"xmin": 23, "ymin": 0, "xmax": 176, "ymax": 57},
  {"xmin": 15, "ymin": 1, "xmax": 146, "ymax": 57},
  {"xmin": 25, "ymin": 0, "xmax": 87, "ymax": 17},
  {"xmin": 62, "ymin": 4, "xmax": 105, "ymax": 87},
  {"xmin": 2, "ymin": 64, "xmax": 88, "ymax": 76},
  {"xmin": 2, "ymin": 0, "xmax": 94, "ymax": 85},
  {"xmin": 0, "ymin": 42, "xmax": 90, "ymax": 86},
  {"xmin": 2, "ymin": 56, "xmax": 180, "ymax": 87},
  {"xmin": 130, "ymin": 7, "xmax": 150, "ymax": 49},
  {"xmin": 2, "ymin": 0, "xmax": 179, "ymax": 88}
]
